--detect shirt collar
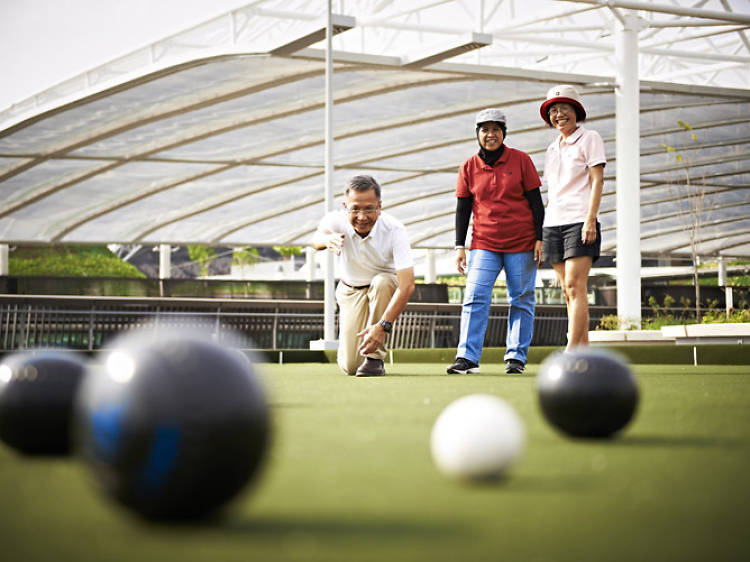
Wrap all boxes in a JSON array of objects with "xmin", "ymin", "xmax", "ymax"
[
  {"xmin": 559, "ymin": 125, "xmax": 586, "ymax": 146},
  {"xmin": 476, "ymin": 147, "xmax": 510, "ymax": 168},
  {"xmin": 347, "ymin": 212, "xmax": 382, "ymax": 242}
]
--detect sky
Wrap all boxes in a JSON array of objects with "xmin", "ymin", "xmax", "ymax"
[{"xmin": 0, "ymin": 0, "xmax": 252, "ymax": 111}]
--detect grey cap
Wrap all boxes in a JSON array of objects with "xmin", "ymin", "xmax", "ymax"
[{"xmin": 475, "ymin": 108, "xmax": 506, "ymax": 126}]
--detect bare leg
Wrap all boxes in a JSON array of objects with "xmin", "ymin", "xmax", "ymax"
[
  {"xmin": 563, "ymin": 256, "xmax": 593, "ymax": 349},
  {"xmin": 551, "ymin": 262, "xmax": 572, "ymax": 348},
  {"xmin": 551, "ymin": 262, "xmax": 568, "ymax": 311}
]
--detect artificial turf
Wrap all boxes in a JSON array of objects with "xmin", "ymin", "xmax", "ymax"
[{"xmin": 0, "ymin": 362, "xmax": 748, "ymax": 562}]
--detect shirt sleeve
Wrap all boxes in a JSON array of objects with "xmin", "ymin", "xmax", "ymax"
[
  {"xmin": 523, "ymin": 188, "xmax": 545, "ymax": 241},
  {"xmin": 392, "ymin": 223, "xmax": 414, "ymax": 270},
  {"xmin": 520, "ymin": 152, "xmax": 542, "ymax": 191},
  {"xmin": 316, "ymin": 211, "xmax": 344, "ymax": 233},
  {"xmin": 585, "ymin": 130, "xmax": 607, "ymax": 168},
  {"xmin": 455, "ymin": 160, "xmax": 472, "ymax": 198},
  {"xmin": 455, "ymin": 196, "xmax": 473, "ymax": 247},
  {"xmin": 541, "ymin": 145, "xmax": 552, "ymax": 191}
]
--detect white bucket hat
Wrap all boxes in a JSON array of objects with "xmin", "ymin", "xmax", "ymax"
[
  {"xmin": 540, "ymin": 85, "xmax": 586, "ymax": 125},
  {"xmin": 475, "ymin": 108, "xmax": 507, "ymax": 127}
]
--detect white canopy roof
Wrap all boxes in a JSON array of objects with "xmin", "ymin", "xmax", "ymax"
[{"xmin": 1, "ymin": 0, "xmax": 748, "ymax": 257}]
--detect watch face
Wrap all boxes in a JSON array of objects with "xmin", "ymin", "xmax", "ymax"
[{"xmin": 380, "ymin": 320, "xmax": 392, "ymax": 333}]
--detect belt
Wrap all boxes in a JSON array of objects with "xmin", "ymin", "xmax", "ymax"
[{"xmin": 341, "ymin": 280, "xmax": 370, "ymax": 290}]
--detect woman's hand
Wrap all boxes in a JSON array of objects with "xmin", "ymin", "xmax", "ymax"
[
  {"xmin": 455, "ymin": 248, "xmax": 467, "ymax": 275},
  {"xmin": 582, "ymin": 218, "xmax": 597, "ymax": 246},
  {"xmin": 534, "ymin": 240, "xmax": 543, "ymax": 265}
]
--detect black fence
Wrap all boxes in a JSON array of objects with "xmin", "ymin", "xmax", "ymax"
[{"xmin": 0, "ymin": 295, "xmax": 623, "ymax": 352}]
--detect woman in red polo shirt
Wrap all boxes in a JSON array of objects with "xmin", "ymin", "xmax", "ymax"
[{"xmin": 447, "ymin": 109, "xmax": 545, "ymax": 375}]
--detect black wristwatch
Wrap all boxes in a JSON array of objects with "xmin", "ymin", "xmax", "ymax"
[{"xmin": 379, "ymin": 319, "xmax": 393, "ymax": 334}]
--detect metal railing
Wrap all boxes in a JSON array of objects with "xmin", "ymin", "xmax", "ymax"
[{"xmin": 0, "ymin": 295, "xmax": 617, "ymax": 352}]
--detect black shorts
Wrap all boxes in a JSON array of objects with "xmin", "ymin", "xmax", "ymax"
[{"xmin": 543, "ymin": 222, "xmax": 601, "ymax": 265}]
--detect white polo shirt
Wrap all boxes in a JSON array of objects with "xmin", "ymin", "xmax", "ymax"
[
  {"xmin": 542, "ymin": 125, "xmax": 607, "ymax": 227},
  {"xmin": 316, "ymin": 210, "xmax": 414, "ymax": 286}
]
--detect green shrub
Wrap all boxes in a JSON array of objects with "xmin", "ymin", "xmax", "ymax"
[
  {"xmin": 186, "ymin": 245, "xmax": 218, "ymax": 276},
  {"xmin": 596, "ymin": 314, "xmax": 621, "ymax": 331},
  {"xmin": 701, "ymin": 308, "xmax": 750, "ymax": 324},
  {"xmin": 641, "ymin": 315, "xmax": 684, "ymax": 330},
  {"xmin": 9, "ymin": 245, "xmax": 144, "ymax": 278}
]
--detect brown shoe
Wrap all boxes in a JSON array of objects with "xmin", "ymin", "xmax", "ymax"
[{"xmin": 355, "ymin": 358, "xmax": 385, "ymax": 377}]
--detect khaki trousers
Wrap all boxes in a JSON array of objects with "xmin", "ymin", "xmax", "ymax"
[{"xmin": 335, "ymin": 272, "xmax": 398, "ymax": 375}]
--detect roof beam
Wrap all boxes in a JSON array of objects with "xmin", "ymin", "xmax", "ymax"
[
  {"xmin": 643, "ymin": 222, "xmax": 750, "ymax": 254},
  {"xmin": 117, "ymin": 170, "xmax": 323, "ymax": 243},
  {"xmin": 503, "ymin": 4, "xmax": 603, "ymax": 30},
  {"xmin": 603, "ymin": 212, "xmax": 750, "ymax": 250},
  {"xmin": 361, "ymin": 0, "xmax": 456, "ymax": 26},
  {"xmin": 557, "ymin": 0, "xmax": 750, "ymax": 25},
  {"xmin": 5, "ymin": 100, "xmax": 746, "ymax": 228},
  {"xmin": 269, "ymin": 14, "xmax": 356, "ymax": 55},
  {"xmin": 648, "ymin": 61, "xmax": 748, "ymax": 81},
  {"xmin": 704, "ymin": 231, "xmax": 750, "ymax": 254},
  {"xmin": 720, "ymin": 0, "xmax": 750, "ymax": 53},
  {"xmin": 0, "ymin": 64, "xmax": 328, "ymax": 184},
  {"xmin": 0, "ymin": 74, "xmax": 467, "ymax": 223},
  {"xmin": 640, "ymin": 46, "xmax": 750, "ymax": 63},
  {"xmin": 644, "ymin": 25, "xmax": 750, "ymax": 48},
  {"xmin": 401, "ymin": 32, "xmax": 492, "ymax": 67}
]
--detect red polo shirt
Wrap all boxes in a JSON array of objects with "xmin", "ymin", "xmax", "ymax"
[{"xmin": 456, "ymin": 147, "xmax": 541, "ymax": 253}]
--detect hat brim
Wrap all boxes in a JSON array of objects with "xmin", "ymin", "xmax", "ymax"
[
  {"xmin": 475, "ymin": 120, "xmax": 506, "ymax": 127},
  {"xmin": 540, "ymin": 97, "xmax": 586, "ymax": 125}
]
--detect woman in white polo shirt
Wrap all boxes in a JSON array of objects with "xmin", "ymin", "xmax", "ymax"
[{"xmin": 540, "ymin": 85, "xmax": 606, "ymax": 350}]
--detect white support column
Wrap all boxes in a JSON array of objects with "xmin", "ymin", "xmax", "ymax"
[
  {"xmin": 718, "ymin": 256, "xmax": 732, "ymax": 317},
  {"xmin": 475, "ymin": 0, "xmax": 484, "ymax": 64},
  {"xmin": 717, "ymin": 256, "xmax": 727, "ymax": 287},
  {"xmin": 311, "ymin": 0, "xmax": 339, "ymax": 351},
  {"xmin": 0, "ymin": 244, "xmax": 8, "ymax": 276},
  {"xmin": 725, "ymin": 286, "xmax": 733, "ymax": 317},
  {"xmin": 615, "ymin": 13, "xmax": 643, "ymax": 328},
  {"xmin": 305, "ymin": 246, "xmax": 316, "ymax": 282},
  {"xmin": 158, "ymin": 244, "xmax": 171, "ymax": 279},
  {"xmin": 425, "ymin": 249, "xmax": 437, "ymax": 283}
]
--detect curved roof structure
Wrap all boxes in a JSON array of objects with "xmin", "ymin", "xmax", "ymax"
[{"xmin": 1, "ymin": 0, "xmax": 749, "ymax": 258}]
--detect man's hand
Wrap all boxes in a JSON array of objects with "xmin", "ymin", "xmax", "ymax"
[
  {"xmin": 455, "ymin": 248, "xmax": 467, "ymax": 275},
  {"xmin": 357, "ymin": 323, "xmax": 386, "ymax": 356},
  {"xmin": 325, "ymin": 232, "xmax": 345, "ymax": 255}
]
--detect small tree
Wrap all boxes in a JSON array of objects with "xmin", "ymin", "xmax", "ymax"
[
  {"xmin": 186, "ymin": 245, "xmax": 217, "ymax": 277},
  {"xmin": 273, "ymin": 245, "xmax": 303, "ymax": 270},
  {"xmin": 660, "ymin": 121, "xmax": 711, "ymax": 322},
  {"xmin": 272, "ymin": 245, "xmax": 303, "ymax": 259},
  {"xmin": 232, "ymin": 247, "xmax": 260, "ymax": 279}
]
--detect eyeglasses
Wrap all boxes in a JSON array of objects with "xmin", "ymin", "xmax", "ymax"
[
  {"xmin": 548, "ymin": 105, "xmax": 573, "ymax": 115},
  {"xmin": 346, "ymin": 207, "xmax": 379, "ymax": 216}
]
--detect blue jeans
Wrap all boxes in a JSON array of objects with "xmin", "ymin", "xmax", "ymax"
[{"xmin": 456, "ymin": 249, "xmax": 537, "ymax": 365}]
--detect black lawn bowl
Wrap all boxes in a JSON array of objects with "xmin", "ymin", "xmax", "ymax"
[
  {"xmin": 537, "ymin": 348, "xmax": 639, "ymax": 439},
  {"xmin": 74, "ymin": 328, "xmax": 270, "ymax": 521},
  {"xmin": 0, "ymin": 350, "xmax": 87, "ymax": 455}
]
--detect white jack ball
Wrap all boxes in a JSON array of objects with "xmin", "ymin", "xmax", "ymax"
[{"xmin": 430, "ymin": 394, "xmax": 525, "ymax": 481}]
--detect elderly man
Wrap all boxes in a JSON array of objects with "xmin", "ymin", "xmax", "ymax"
[{"xmin": 311, "ymin": 175, "xmax": 415, "ymax": 377}]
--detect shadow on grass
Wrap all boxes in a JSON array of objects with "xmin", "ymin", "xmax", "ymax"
[
  {"xmin": 217, "ymin": 514, "xmax": 460, "ymax": 539},
  {"xmin": 384, "ymin": 372, "xmax": 536, "ymax": 378},
  {"xmin": 504, "ymin": 473, "xmax": 594, "ymax": 493},
  {"xmin": 616, "ymin": 434, "xmax": 744, "ymax": 448},
  {"xmin": 123, "ymin": 509, "xmax": 461, "ymax": 540},
  {"xmin": 268, "ymin": 402, "xmax": 318, "ymax": 409}
]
